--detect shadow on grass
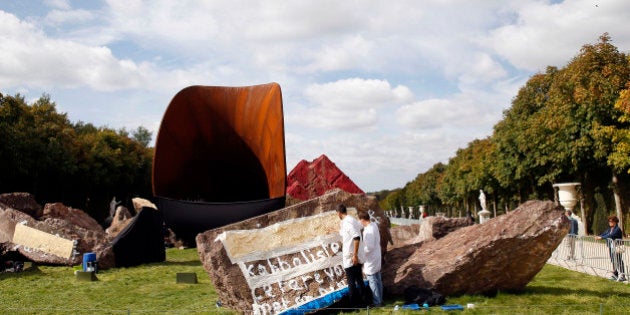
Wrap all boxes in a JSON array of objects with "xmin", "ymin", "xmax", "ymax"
[
  {"xmin": 151, "ymin": 260, "xmax": 202, "ymax": 267},
  {"xmin": 0, "ymin": 265, "xmax": 43, "ymax": 279}
]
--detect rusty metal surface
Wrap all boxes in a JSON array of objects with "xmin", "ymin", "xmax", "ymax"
[
  {"xmin": 151, "ymin": 83, "xmax": 286, "ymax": 240},
  {"xmin": 153, "ymin": 82, "xmax": 286, "ymax": 201}
]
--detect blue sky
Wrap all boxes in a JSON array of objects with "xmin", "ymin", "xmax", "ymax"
[{"xmin": 2, "ymin": 0, "xmax": 630, "ymax": 193}]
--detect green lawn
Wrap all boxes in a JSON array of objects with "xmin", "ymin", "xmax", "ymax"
[
  {"xmin": 0, "ymin": 248, "xmax": 223, "ymax": 314},
  {"xmin": 2, "ymin": 249, "xmax": 630, "ymax": 314}
]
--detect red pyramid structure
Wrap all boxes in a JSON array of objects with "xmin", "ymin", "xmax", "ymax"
[{"xmin": 286, "ymin": 154, "xmax": 365, "ymax": 201}]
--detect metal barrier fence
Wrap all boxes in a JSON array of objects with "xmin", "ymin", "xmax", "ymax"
[{"xmin": 548, "ymin": 235, "xmax": 629, "ymax": 282}]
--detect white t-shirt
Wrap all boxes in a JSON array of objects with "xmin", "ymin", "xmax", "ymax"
[
  {"xmin": 362, "ymin": 221, "xmax": 382, "ymax": 275},
  {"xmin": 339, "ymin": 215, "xmax": 365, "ymax": 268}
]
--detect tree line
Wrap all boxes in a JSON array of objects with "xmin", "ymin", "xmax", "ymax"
[
  {"xmin": 378, "ymin": 34, "xmax": 630, "ymax": 236},
  {"xmin": 0, "ymin": 93, "xmax": 153, "ymax": 223}
]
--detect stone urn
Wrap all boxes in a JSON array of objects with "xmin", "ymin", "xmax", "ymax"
[{"xmin": 553, "ymin": 182, "xmax": 580, "ymax": 211}]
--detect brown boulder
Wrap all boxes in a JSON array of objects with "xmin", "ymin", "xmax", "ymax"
[
  {"xmin": 389, "ymin": 224, "xmax": 420, "ymax": 247},
  {"xmin": 0, "ymin": 208, "xmax": 33, "ymax": 243},
  {"xmin": 417, "ymin": 216, "xmax": 471, "ymax": 242},
  {"xmin": 41, "ymin": 203, "xmax": 104, "ymax": 233},
  {"xmin": 0, "ymin": 192, "xmax": 42, "ymax": 218},
  {"xmin": 382, "ymin": 200, "xmax": 568, "ymax": 296},
  {"xmin": 106, "ymin": 205, "xmax": 133, "ymax": 237},
  {"xmin": 196, "ymin": 189, "xmax": 390, "ymax": 312},
  {"xmin": 0, "ymin": 205, "xmax": 109, "ymax": 266}
]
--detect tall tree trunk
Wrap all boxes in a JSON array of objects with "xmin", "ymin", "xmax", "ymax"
[
  {"xmin": 582, "ymin": 177, "xmax": 595, "ymax": 235},
  {"xmin": 579, "ymin": 186, "xmax": 587, "ymax": 235},
  {"xmin": 613, "ymin": 173, "xmax": 624, "ymax": 233}
]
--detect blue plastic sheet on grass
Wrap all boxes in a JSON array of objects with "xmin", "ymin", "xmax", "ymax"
[
  {"xmin": 281, "ymin": 287, "xmax": 349, "ymax": 315},
  {"xmin": 440, "ymin": 304, "xmax": 464, "ymax": 311},
  {"xmin": 280, "ymin": 280, "xmax": 369, "ymax": 315},
  {"xmin": 402, "ymin": 304, "xmax": 421, "ymax": 310}
]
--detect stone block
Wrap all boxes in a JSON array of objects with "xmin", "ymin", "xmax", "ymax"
[
  {"xmin": 176, "ymin": 272, "xmax": 198, "ymax": 284},
  {"xmin": 76, "ymin": 271, "xmax": 97, "ymax": 281},
  {"xmin": 12, "ymin": 223, "xmax": 75, "ymax": 258},
  {"xmin": 197, "ymin": 189, "xmax": 389, "ymax": 313}
]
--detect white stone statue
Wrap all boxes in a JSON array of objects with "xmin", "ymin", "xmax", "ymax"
[{"xmin": 479, "ymin": 189, "xmax": 487, "ymax": 211}]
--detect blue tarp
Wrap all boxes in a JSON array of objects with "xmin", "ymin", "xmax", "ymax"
[
  {"xmin": 281, "ymin": 287, "xmax": 349, "ymax": 315},
  {"xmin": 280, "ymin": 280, "xmax": 370, "ymax": 315}
]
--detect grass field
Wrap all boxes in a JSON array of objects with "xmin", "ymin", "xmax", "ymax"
[{"xmin": 2, "ymin": 248, "xmax": 630, "ymax": 314}]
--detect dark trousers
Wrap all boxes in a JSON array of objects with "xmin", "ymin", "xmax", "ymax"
[{"xmin": 344, "ymin": 264, "xmax": 367, "ymax": 306}]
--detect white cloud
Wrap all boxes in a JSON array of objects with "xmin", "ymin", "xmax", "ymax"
[
  {"xmin": 44, "ymin": 9, "xmax": 94, "ymax": 25},
  {"xmin": 3, "ymin": 0, "xmax": 630, "ymax": 192},
  {"xmin": 302, "ymin": 36, "xmax": 375, "ymax": 72},
  {"xmin": 0, "ymin": 11, "xmax": 144, "ymax": 90},
  {"xmin": 0, "ymin": 10, "xmax": 231, "ymax": 92},
  {"xmin": 483, "ymin": 0, "xmax": 630, "ymax": 71},
  {"xmin": 287, "ymin": 78, "xmax": 413, "ymax": 130},
  {"xmin": 458, "ymin": 53, "xmax": 508, "ymax": 88}
]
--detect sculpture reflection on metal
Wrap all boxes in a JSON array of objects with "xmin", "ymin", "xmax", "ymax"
[{"xmin": 152, "ymin": 83, "xmax": 286, "ymax": 243}]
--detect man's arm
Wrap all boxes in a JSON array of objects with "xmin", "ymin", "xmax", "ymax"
[{"xmin": 352, "ymin": 237, "xmax": 360, "ymax": 265}]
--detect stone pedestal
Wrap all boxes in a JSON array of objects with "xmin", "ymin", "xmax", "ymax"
[
  {"xmin": 76, "ymin": 271, "xmax": 97, "ymax": 282},
  {"xmin": 176, "ymin": 273, "xmax": 198, "ymax": 284}
]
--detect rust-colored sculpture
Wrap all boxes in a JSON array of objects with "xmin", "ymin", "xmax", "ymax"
[{"xmin": 152, "ymin": 83, "xmax": 286, "ymax": 243}]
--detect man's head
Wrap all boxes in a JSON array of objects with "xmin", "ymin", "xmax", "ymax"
[
  {"xmin": 336, "ymin": 204, "xmax": 347, "ymax": 219},
  {"xmin": 358, "ymin": 211, "xmax": 371, "ymax": 227},
  {"xmin": 565, "ymin": 210, "xmax": 572, "ymax": 217}
]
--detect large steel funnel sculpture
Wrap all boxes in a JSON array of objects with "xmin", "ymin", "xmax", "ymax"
[{"xmin": 152, "ymin": 83, "xmax": 286, "ymax": 243}]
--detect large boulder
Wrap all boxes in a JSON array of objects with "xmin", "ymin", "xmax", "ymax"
[
  {"xmin": 382, "ymin": 200, "xmax": 568, "ymax": 296},
  {"xmin": 389, "ymin": 224, "xmax": 420, "ymax": 247},
  {"xmin": 0, "ymin": 192, "xmax": 42, "ymax": 218},
  {"xmin": 0, "ymin": 206, "xmax": 109, "ymax": 266},
  {"xmin": 0, "ymin": 208, "xmax": 33, "ymax": 243},
  {"xmin": 0, "ymin": 196, "xmax": 163, "ymax": 270},
  {"xmin": 40, "ymin": 203, "xmax": 104, "ymax": 233},
  {"xmin": 196, "ymin": 189, "xmax": 389, "ymax": 313},
  {"xmin": 417, "ymin": 216, "xmax": 471, "ymax": 242},
  {"xmin": 105, "ymin": 205, "xmax": 133, "ymax": 237}
]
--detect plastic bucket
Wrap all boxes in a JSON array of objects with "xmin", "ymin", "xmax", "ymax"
[{"xmin": 82, "ymin": 252, "xmax": 97, "ymax": 272}]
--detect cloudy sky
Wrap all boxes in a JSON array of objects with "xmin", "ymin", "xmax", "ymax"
[{"xmin": 1, "ymin": 0, "xmax": 630, "ymax": 192}]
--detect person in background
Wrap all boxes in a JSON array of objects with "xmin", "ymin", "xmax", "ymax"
[
  {"xmin": 336, "ymin": 204, "xmax": 368, "ymax": 307},
  {"xmin": 596, "ymin": 215, "xmax": 626, "ymax": 281},
  {"xmin": 466, "ymin": 210, "xmax": 475, "ymax": 225},
  {"xmin": 565, "ymin": 210, "xmax": 579, "ymax": 260},
  {"xmin": 358, "ymin": 211, "xmax": 383, "ymax": 307}
]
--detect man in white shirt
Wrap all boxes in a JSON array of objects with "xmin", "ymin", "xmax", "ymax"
[
  {"xmin": 358, "ymin": 211, "xmax": 383, "ymax": 307},
  {"xmin": 337, "ymin": 204, "xmax": 367, "ymax": 307}
]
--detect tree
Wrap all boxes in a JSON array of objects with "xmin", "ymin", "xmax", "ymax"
[
  {"xmin": 132, "ymin": 126, "xmax": 153, "ymax": 147},
  {"xmin": 0, "ymin": 93, "xmax": 154, "ymax": 222},
  {"xmin": 543, "ymin": 33, "xmax": 630, "ymax": 231},
  {"xmin": 492, "ymin": 67, "xmax": 559, "ymax": 201}
]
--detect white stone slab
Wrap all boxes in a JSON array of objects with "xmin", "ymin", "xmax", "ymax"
[{"xmin": 12, "ymin": 223, "xmax": 75, "ymax": 258}]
